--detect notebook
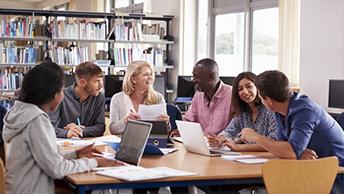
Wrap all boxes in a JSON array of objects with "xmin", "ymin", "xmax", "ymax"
[
  {"xmin": 115, "ymin": 120, "xmax": 152, "ymax": 165},
  {"xmin": 176, "ymin": 120, "xmax": 240, "ymax": 157}
]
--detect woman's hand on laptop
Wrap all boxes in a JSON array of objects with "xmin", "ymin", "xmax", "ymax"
[
  {"xmin": 95, "ymin": 158, "xmax": 126, "ymax": 167},
  {"xmin": 207, "ymin": 135, "xmax": 226, "ymax": 147}
]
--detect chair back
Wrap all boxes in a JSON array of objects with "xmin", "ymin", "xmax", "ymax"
[
  {"xmin": 166, "ymin": 103, "xmax": 182, "ymax": 130},
  {"xmin": 0, "ymin": 159, "xmax": 4, "ymax": 194},
  {"xmin": 262, "ymin": 156, "xmax": 338, "ymax": 194}
]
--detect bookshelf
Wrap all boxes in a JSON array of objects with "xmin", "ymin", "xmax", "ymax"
[{"xmin": 0, "ymin": 8, "xmax": 175, "ymax": 108}]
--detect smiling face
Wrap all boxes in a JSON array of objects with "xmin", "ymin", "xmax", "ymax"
[
  {"xmin": 238, "ymin": 78, "xmax": 258, "ymax": 104},
  {"xmin": 192, "ymin": 65, "xmax": 211, "ymax": 92},
  {"xmin": 132, "ymin": 66, "xmax": 154, "ymax": 92}
]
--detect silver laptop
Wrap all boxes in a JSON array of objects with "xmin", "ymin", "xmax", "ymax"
[
  {"xmin": 115, "ymin": 120, "xmax": 152, "ymax": 165},
  {"xmin": 176, "ymin": 120, "xmax": 240, "ymax": 157}
]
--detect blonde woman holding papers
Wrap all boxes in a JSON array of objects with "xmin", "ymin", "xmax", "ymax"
[{"xmin": 109, "ymin": 60, "xmax": 169, "ymax": 135}]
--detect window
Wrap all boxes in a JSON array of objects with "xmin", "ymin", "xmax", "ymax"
[
  {"xmin": 215, "ymin": 13, "xmax": 245, "ymax": 76},
  {"xmin": 252, "ymin": 8, "xmax": 278, "ymax": 74},
  {"xmin": 109, "ymin": 0, "xmax": 144, "ymax": 13},
  {"xmin": 196, "ymin": 0, "xmax": 278, "ymax": 76}
]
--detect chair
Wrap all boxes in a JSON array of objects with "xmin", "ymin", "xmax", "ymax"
[
  {"xmin": 262, "ymin": 156, "xmax": 338, "ymax": 194},
  {"xmin": 0, "ymin": 159, "xmax": 4, "ymax": 194},
  {"xmin": 337, "ymin": 112, "xmax": 344, "ymax": 130},
  {"xmin": 166, "ymin": 103, "xmax": 182, "ymax": 130}
]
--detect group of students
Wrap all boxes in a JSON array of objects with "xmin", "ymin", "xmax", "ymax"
[{"xmin": 2, "ymin": 56, "xmax": 344, "ymax": 194}]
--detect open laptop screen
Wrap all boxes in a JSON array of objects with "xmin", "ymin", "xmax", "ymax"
[{"xmin": 115, "ymin": 120, "xmax": 152, "ymax": 165}]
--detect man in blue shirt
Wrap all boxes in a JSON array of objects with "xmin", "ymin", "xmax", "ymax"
[{"xmin": 240, "ymin": 70, "xmax": 344, "ymax": 194}]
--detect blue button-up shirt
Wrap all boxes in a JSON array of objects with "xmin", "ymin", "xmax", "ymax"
[{"xmin": 276, "ymin": 93, "xmax": 344, "ymax": 166}]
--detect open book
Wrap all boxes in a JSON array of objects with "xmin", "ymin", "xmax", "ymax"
[{"xmin": 96, "ymin": 166, "xmax": 196, "ymax": 181}]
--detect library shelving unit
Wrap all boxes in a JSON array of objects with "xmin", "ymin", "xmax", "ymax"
[{"xmin": 0, "ymin": 8, "xmax": 175, "ymax": 108}]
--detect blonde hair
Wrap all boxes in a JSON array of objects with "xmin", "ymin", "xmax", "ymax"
[{"xmin": 122, "ymin": 60, "xmax": 159, "ymax": 104}]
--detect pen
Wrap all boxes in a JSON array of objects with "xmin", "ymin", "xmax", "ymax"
[{"xmin": 77, "ymin": 117, "xmax": 83, "ymax": 137}]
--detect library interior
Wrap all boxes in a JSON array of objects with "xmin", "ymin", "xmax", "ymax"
[{"xmin": 0, "ymin": 0, "xmax": 344, "ymax": 194}]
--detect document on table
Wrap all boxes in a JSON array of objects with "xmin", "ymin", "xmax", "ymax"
[
  {"xmin": 96, "ymin": 166, "xmax": 197, "ymax": 181},
  {"xmin": 222, "ymin": 155, "xmax": 269, "ymax": 164},
  {"xmin": 138, "ymin": 103, "xmax": 167, "ymax": 120},
  {"xmin": 56, "ymin": 135, "xmax": 121, "ymax": 147}
]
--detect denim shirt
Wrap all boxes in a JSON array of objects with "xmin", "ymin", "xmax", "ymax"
[{"xmin": 276, "ymin": 93, "xmax": 344, "ymax": 166}]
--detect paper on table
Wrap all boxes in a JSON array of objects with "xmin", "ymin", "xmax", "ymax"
[
  {"xmin": 221, "ymin": 155, "xmax": 257, "ymax": 160},
  {"xmin": 234, "ymin": 158, "xmax": 269, "ymax": 164},
  {"xmin": 138, "ymin": 103, "xmax": 167, "ymax": 120},
  {"xmin": 56, "ymin": 135, "xmax": 121, "ymax": 147},
  {"xmin": 96, "ymin": 166, "xmax": 196, "ymax": 181},
  {"xmin": 159, "ymin": 148, "xmax": 178, "ymax": 155}
]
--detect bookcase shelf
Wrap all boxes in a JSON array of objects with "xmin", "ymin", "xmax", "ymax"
[{"xmin": 0, "ymin": 8, "xmax": 175, "ymax": 102}]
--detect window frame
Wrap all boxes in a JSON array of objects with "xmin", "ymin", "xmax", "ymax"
[{"xmin": 199, "ymin": 0, "xmax": 278, "ymax": 73}]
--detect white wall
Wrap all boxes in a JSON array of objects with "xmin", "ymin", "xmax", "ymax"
[
  {"xmin": 149, "ymin": 0, "xmax": 181, "ymax": 101},
  {"xmin": 300, "ymin": 0, "xmax": 344, "ymax": 113},
  {"xmin": 0, "ymin": 1, "xmax": 35, "ymax": 9}
]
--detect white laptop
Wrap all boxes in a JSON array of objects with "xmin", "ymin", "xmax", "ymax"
[{"xmin": 176, "ymin": 120, "xmax": 240, "ymax": 157}]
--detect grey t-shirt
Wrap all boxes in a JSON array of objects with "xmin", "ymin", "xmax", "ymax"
[{"xmin": 49, "ymin": 85, "xmax": 105, "ymax": 137}]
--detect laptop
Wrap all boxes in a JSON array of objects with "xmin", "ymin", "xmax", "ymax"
[
  {"xmin": 115, "ymin": 120, "xmax": 152, "ymax": 165},
  {"xmin": 176, "ymin": 120, "xmax": 240, "ymax": 157}
]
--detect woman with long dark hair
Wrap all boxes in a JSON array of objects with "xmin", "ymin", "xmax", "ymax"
[{"xmin": 208, "ymin": 72, "xmax": 277, "ymax": 151}]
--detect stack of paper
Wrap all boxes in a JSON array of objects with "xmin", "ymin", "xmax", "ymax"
[{"xmin": 96, "ymin": 166, "xmax": 196, "ymax": 181}]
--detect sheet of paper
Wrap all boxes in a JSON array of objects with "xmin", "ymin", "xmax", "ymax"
[
  {"xmin": 149, "ymin": 167, "xmax": 197, "ymax": 177},
  {"xmin": 138, "ymin": 103, "xmax": 167, "ymax": 120},
  {"xmin": 221, "ymin": 155, "xmax": 257, "ymax": 160},
  {"xmin": 234, "ymin": 158, "xmax": 269, "ymax": 164},
  {"xmin": 56, "ymin": 138, "xmax": 106, "ymax": 147},
  {"xmin": 159, "ymin": 148, "xmax": 178, "ymax": 155},
  {"xmin": 96, "ymin": 166, "xmax": 196, "ymax": 181},
  {"xmin": 91, "ymin": 135, "xmax": 121, "ymax": 143}
]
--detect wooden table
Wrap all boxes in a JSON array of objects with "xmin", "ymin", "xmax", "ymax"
[{"xmin": 64, "ymin": 142, "xmax": 344, "ymax": 194}]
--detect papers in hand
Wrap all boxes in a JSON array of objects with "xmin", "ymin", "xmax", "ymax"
[
  {"xmin": 221, "ymin": 155, "xmax": 269, "ymax": 164},
  {"xmin": 96, "ymin": 166, "xmax": 196, "ymax": 181},
  {"xmin": 138, "ymin": 103, "xmax": 167, "ymax": 120}
]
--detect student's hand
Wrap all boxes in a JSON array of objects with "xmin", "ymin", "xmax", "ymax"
[
  {"xmin": 95, "ymin": 158, "xmax": 126, "ymax": 167},
  {"xmin": 223, "ymin": 139, "xmax": 240, "ymax": 151},
  {"xmin": 301, "ymin": 148, "xmax": 318, "ymax": 160},
  {"xmin": 123, "ymin": 111, "xmax": 141, "ymax": 124},
  {"xmin": 64, "ymin": 123, "xmax": 84, "ymax": 130},
  {"xmin": 76, "ymin": 143, "xmax": 102, "ymax": 158},
  {"xmin": 169, "ymin": 130, "xmax": 180, "ymax": 137},
  {"xmin": 240, "ymin": 128, "xmax": 260, "ymax": 143},
  {"xmin": 66, "ymin": 125, "xmax": 84, "ymax": 138},
  {"xmin": 159, "ymin": 114, "xmax": 170, "ymax": 122},
  {"xmin": 207, "ymin": 135, "xmax": 226, "ymax": 147}
]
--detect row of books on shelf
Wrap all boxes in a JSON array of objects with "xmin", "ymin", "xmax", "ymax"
[
  {"xmin": 112, "ymin": 20, "xmax": 165, "ymax": 41},
  {"xmin": 50, "ymin": 20, "xmax": 106, "ymax": 40},
  {"xmin": 0, "ymin": 16, "xmax": 46, "ymax": 38},
  {"xmin": 113, "ymin": 47, "xmax": 164, "ymax": 67},
  {"xmin": 0, "ymin": 43, "xmax": 44, "ymax": 64},
  {"xmin": 0, "ymin": 71, "xmax": 22, "ymax": 91},
  {"xmin": 48, "ymin": 46, "xmax": 89, "ymax": 66}
]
